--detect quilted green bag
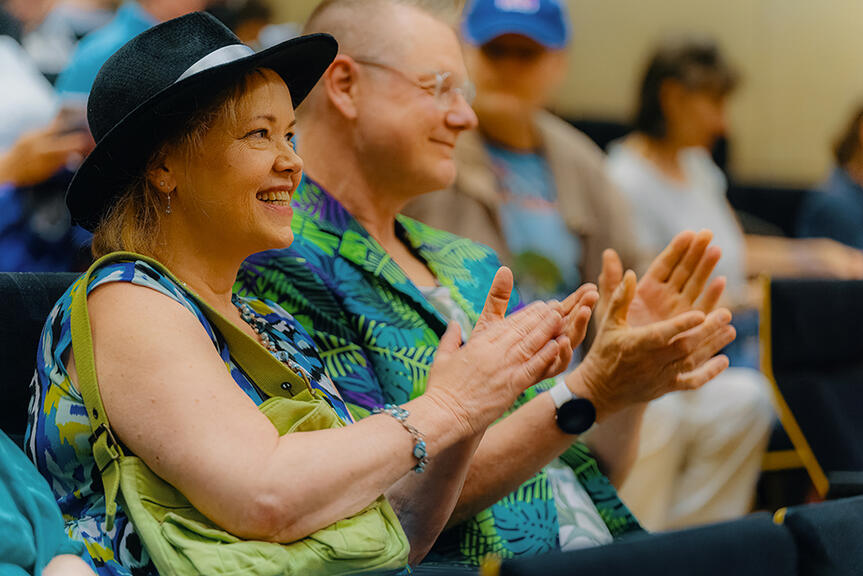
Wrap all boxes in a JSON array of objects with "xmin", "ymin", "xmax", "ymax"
[{"xmin": 71, "ymin": 252, "xmax": 410, "ymax": 576}]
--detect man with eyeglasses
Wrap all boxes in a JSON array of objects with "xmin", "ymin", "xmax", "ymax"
[{"xmin": 238, "ymin": 0, "xmax": 735, "ymax": 565}]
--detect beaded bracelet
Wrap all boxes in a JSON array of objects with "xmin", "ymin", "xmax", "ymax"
[{"xmin": 373, "ymin": 404, "xmax": 429, "ymax": 473}]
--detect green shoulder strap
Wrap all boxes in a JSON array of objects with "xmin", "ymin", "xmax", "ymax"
[{"xmin": 70, "ymin": 251, "xmax": 310, "ymax": 530}]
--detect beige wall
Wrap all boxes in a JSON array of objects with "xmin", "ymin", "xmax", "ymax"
[
  {"xmin": 268, "ymin": 0, "xmax": 317, "ymax": 23},
  {"xmin": 269, "ymin": 0, "xmax": 863, "ymax": 185}
]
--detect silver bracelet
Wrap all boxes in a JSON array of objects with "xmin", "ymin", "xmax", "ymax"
[{"xmin": 373, "ymin": 404, "xmax": 429, "ymax": 473}]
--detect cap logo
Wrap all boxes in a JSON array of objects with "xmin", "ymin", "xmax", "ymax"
[
  {"xmin": 493, "ymin": 0, "xmax": 541, "ymax": 13},
  {"xmin": 175, "ymin": 44, "xmax": 255, "ymax": 83}
]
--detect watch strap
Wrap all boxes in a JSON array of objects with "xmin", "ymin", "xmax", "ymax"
[{"xmin": 548, "ymin": 377, "xmax": 575, "ymax": 409}]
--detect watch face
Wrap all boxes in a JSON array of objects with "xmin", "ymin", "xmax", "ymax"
[{"xmin": 556, "ymin": 398, "xmax": 596, "ymax": 434}]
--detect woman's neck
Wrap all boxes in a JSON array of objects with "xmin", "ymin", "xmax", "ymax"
[
  {"xmin": 632, "ymin": 133, "xmax": 688, "ymax": 183},
  {"xmin": 152, "ymin": 234, "xmax": 243, "ymax": 316}
]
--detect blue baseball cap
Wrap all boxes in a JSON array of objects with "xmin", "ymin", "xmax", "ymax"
[{"xmin": 462, "ymin": 0, "xmax": 571, "ymax": 50}]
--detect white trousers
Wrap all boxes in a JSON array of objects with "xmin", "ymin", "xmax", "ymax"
[{"xmin": 618, "ymin": 367, "xmax": 774, "ymax": 531}]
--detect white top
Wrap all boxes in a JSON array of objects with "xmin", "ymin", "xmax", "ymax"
[
  {"xmin": 606, "ymin": 142, "xmax": 746, "ymax": 303},
  {"xmin": 0, "ymin": 36, "xmax": 57, "ymax": 151}
]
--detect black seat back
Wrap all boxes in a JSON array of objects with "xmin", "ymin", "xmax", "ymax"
[
  {"xmin": 781, "ymin": 495, "xmax": 863, "ymax": 576},
  {"xmin": 765, "ymin": 279, "xmax": 863, "ymax": 496},
  {"xmin": 499, "ymin": 513, "xmax": 797, "ymax": 576},
  {"xmin": 0, "ymin": 272, "xmax": 78, "ymax": 443}
]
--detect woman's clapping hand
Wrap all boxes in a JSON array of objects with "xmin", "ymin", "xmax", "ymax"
[{"xmin": 424, "ymin": 267, "xmax": 567, "ymax": 436}]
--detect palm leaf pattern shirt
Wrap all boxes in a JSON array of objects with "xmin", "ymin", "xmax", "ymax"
[
  {"xmin": 237, "ymin": 179, "xmax": 642, "ymax": 566},
  {"xmin": 26, "ymin": 259, "xmax": 349, "ymax": 576}
]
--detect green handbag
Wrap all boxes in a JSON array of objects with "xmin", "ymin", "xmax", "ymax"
[{"xmin": 70, "ymin": 252, "xmax": 410, "ymax": 576}]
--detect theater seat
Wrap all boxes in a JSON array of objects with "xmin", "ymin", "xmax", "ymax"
[
  {"xmin": 761, "ymin": 278, "xmax": 863, "ymax": 498},
  {"xmin": 778, "ymin": 496, "xmax": 863, "ymax": 576},
  {"xmin": 0, "ymin": 272, "xmax": 78, "ymax": 445},
  {"xmin": 497, "ymin": 512, "xmax": 797, "ymax": 576}
]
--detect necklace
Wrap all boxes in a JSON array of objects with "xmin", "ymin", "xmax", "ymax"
[
  {"xmin": 232, "ymin": 293, "xmax": 278, "ymax": 352},
  {"xmin": 230, "ymin": 294, "xmax": 312, "ymax": 388}
]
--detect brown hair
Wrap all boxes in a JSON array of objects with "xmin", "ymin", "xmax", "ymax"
[
  {"xmin": 834, "ymin": 104, "xmax": 863, "ymax": 167},
  {"xmin": 90, "ymin": 70, "xmax": 262, "ymax": 259},
  {"xmin": 635, "ymin": 39, "xmax": 739, "ymax": 140}
]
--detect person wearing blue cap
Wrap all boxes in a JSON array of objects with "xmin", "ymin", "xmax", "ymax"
[
  {"xmin": 55, "ymin": 0, "xmax": 208, "ymax": 99},
  {"xmin": 406, "ymin": 0, "xmax": 647, "ymax": 307},
  {"xmin": 410, "ymin": 1, "xmax": 774, "ymax": 533}
]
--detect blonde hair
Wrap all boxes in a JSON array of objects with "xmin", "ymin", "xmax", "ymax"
[{"xmin": 91, "ymin": 70, "xmax": 263, "ymax": 259}]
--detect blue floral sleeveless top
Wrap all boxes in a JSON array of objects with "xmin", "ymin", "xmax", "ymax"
[{"xmin": 26, "ymin": 260, "xmax": 352, "ymax": 575}]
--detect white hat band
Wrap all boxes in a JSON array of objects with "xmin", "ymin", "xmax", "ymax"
[{"xmin": 175, "ymin": 44, "xmax": 255, "ymax": 83}]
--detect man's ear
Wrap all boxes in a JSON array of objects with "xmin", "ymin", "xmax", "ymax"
[{"xmin": 323, "ymin": 54, "xmax": 361, "ymax": 120}]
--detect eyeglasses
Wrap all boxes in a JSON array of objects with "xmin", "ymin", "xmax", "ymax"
[{"xmin": 352, "ymin": 57, "xmax": 476, "ymax": 110}]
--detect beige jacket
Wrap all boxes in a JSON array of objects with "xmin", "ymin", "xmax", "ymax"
[{"xmin": 404, "ymin": 109, "xmax": 648, "ymax": 287}]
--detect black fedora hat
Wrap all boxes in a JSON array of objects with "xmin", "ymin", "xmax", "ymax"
[{"xmin": 66, "ymin": 11, "xmax": 337, "ymax": 232}]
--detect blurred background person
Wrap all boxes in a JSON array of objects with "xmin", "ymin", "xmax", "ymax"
[
  {"xmin": 604, "ymin": 39, "xmax": 863, "ymax": 529},
  {"xmin": 1, "ymin": 0, "xmax": 93, "ymax": 272},
  {"xmin": 0, "ymin": 0, "xmax": 57, "ymax": 149},
  {"xmin": 607, "ymin": 40, "xmax": 863, "ymax": 311},
  {"xmin": 0, "ymin": 120, "xmax": 91, "ymax": 271},
  {"xmin": 0, "ymin": 0, "xmax": 207, "ymax": 272},
  {"xmin": 17, "ymin": 0, "xmax": 118, "ymax": 83},
  {"xmin": 55, "ymin": 0, "xmax": 208, "ymax": 99},
  {"xmin": 406, "ymin": 0, "xmax": 649, "ymax": 307},
  {"xmin": 797, "ymin": 103, "xmax": 863, "ymax": 249}
]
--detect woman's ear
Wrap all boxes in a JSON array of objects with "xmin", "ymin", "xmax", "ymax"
[
  {"xmin": 146, "ymin": 155, "xmax": 176, "ymax": 197},
  {"xmin": 323, "ymin": 55, "xmax": 360, "ymax": 120}
]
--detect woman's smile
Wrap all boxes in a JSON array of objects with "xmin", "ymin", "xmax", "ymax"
[{"xmin": 256, "ymin": 185, "xmax": 295, "ymax": 206}]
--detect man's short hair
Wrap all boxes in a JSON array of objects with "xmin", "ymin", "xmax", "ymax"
[{"xmin": 304, "ymin": 0, "xmax": 460, "ymax": 59}]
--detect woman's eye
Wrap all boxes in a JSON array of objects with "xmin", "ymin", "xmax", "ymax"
[
  {"xmin": 286, "ymin": 133, "xmax": 296, "ymax": 147},
  {"xmin": 246, "ymin": 128, "xmax": 268, "ymax": 139}
]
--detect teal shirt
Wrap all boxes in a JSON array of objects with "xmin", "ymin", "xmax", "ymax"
[
  {"xmin": 237, "ymin": 179, "xmax": 641, "ymax": 565},
  {"xmin": 0, "ymin": 431, "xmax": 83, "ymax": 575},
  {"xmin": 27, "ymin": 259, "xmax": 348, "ymax": 575}
]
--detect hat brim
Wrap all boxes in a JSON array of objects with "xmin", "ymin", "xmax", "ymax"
[{"xmin": 67, "ymin": 33, "xmax": 337, "ymax": 232}]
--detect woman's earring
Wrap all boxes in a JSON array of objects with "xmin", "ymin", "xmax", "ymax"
[{"xmin": 165, "ymin": 191, "xmax": 172, "ymax": 215}]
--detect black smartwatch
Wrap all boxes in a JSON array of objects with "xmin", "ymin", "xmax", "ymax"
[{"xmin": 549, "ymin": 379, "xmax": 596, "ymax": 435}]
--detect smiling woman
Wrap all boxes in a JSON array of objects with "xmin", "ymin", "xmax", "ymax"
[
  {"xmin": 88, "ymin": 70, "xmax": 295, "ymax": 259},
  {"xmin": 25, "ymin": 11, "xmax": 572, "ymax": 576}
]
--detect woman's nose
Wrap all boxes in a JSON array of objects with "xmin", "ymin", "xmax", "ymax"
[{"xmin": 274, "ymin": 143, "xmax": 303, "ymax": 174}]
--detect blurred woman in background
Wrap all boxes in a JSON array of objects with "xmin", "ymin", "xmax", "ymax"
[{"xmin": 605, "ymin": 39, "xmax": 782, "ymax": 532}]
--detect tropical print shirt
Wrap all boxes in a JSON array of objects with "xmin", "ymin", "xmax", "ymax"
[
  {"xmin": 237, "ymin": 179, "xmax": 641, "ymax": 565},
  {"xmin": 26, "ymin": 259, "xmax": 350, "ymax": 575}
]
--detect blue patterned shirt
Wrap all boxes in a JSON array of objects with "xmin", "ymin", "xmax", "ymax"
[{"xmin": 27, "ymin": 258, "xmax": 348, "ymax": 575}]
